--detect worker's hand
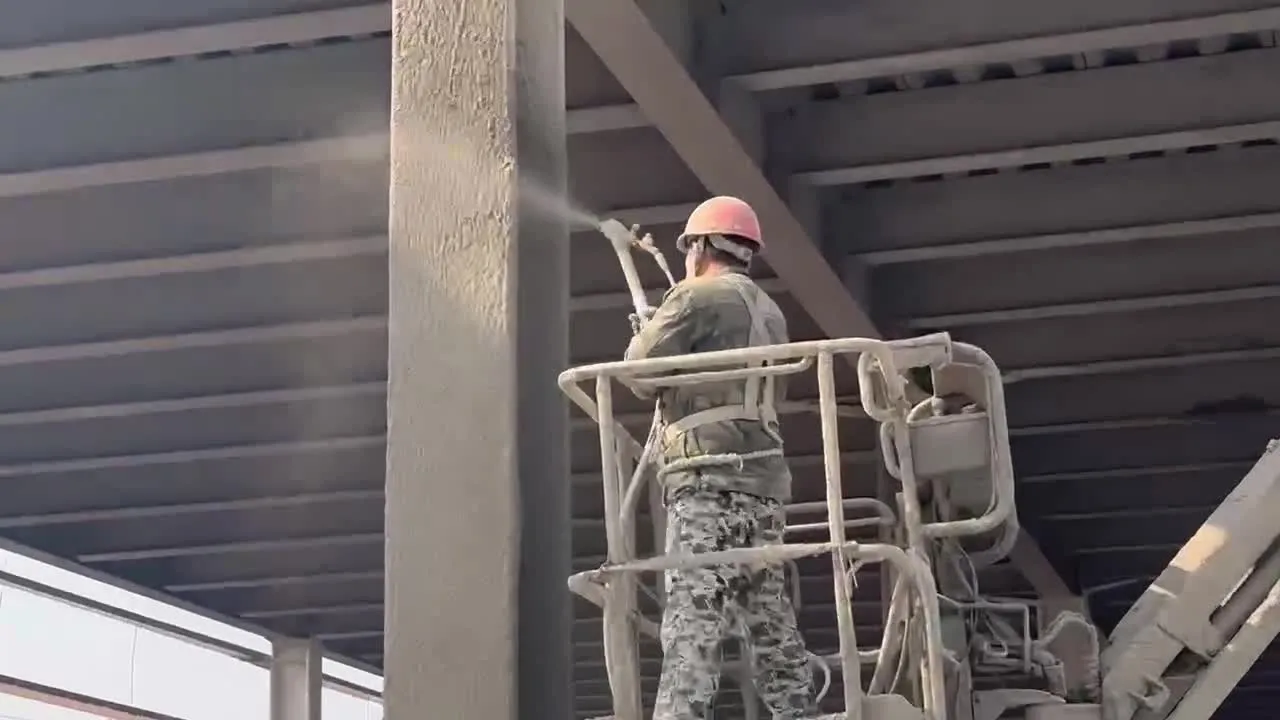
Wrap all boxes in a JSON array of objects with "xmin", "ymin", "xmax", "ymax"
[{"xmin": 629, "ymin": 306, "xmax": 657, "ymax": 334}]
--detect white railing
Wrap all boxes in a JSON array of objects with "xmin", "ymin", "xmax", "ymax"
[{"xmin": 561, "ymin": 331, "xmax": 1021, "ymax": 720}]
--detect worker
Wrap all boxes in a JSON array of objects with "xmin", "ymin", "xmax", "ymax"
[{"xmin": 626, "ymin": 196, "xmax": 815, "ymax": 719}]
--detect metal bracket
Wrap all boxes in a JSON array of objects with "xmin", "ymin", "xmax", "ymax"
[
  {"xmin": 1130, "ymin": 675, "xmax": 1171, "ymax": 711},
  {"xmin": 1156, "ymin": 612, "xmax": 1222, "ymax": 661},
  {"xmin": 973, "ymin": 689, "xmax": 1065, "ymax": 720}
]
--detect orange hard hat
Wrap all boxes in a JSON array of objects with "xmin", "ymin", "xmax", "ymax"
[{"xmin": 676, "ymin": 196, "xmax": 763, "ymax": 253}]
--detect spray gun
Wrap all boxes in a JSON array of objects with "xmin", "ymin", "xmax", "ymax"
[
  {"xmin": 597, "ymin": 219, "xmax": 676, "ymax": 321},
  {"xmin": 633, "ymin": 230, "xmax": 677, "ymax": 288}
]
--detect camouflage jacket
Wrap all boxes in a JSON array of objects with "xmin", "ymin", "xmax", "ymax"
[{"xmin": 624, "ymin": 271, "xmax": 793, "ymax": 502}]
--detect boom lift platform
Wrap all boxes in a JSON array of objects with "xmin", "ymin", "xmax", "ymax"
[{"xmin": 562, "ymin": 220, "xmax": 1280, "ymax": 720}]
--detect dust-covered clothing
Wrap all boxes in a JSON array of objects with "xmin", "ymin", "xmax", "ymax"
[
  {"xmin": 627, "ymin": 269, "xmax": 811, "ymax": 718},
  {"xmin": 624, "ymin": 271, "xmax": 793, "ymax": 503},
  {"xmin": 654, "ymin": 485, "xmax": 814, "ymax": 720}
]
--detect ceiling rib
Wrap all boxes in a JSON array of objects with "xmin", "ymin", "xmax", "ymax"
[
  {"xmin": 165, "ymin": 570, "xmax": 385, "ymax": 593},
  {"xmin": 566, "ymin": 103, "xmax": 649, "ymax": 134},
  {"xmin": 0, "ymin": 4, "xmax": 390, "ymax": 79},
  {"xmin": 0, "ymin": 436, "xmax": 384, "ymax": 478},
  {"xmin": 1003, "ymin": 345, "xmax": 1280, "ymax": 383},
  {"xmin": 0, "ymin": 236, "xmax": 385, "ymax": 289},
  {"xmin": 793, "ymin": 121, "xmax": 1280, "ymax": 187},
  {"xmin": 0, "ymin": 135, "xmax": 387, "ymax": 198},
  {"xmin": 0, "ymin": 490, "xmax": 384, "ymax": 529},
  {"xmin": 0, "ymin": 384, "xmax": 383, "ymax": 427},
  {"xmin": 855, "ymin": 212, "xmax": 1280, "ymax": 265},
  {"xmin": 77, "ymin": 533, "xmax": 383, "ymax": 564},
  {"xmin": 0, "ymin": 317, "xmax": 384, "ymax": 368},
  {"xmin": 727, "ymin": 7, "xmax": 1280, "ymax": 91},
  {"xmin": 906, "ymin": 284, "xmax": 1280, "ymax": 328}
]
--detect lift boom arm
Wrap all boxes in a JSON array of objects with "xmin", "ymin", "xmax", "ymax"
[{"xmin": 1097, "ymin": 441, "xmax": 1280, "ymax": 720}]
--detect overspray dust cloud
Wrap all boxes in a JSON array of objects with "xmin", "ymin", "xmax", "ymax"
[
  {"xmin": 250, "ymin": 106, "xmax": 610, "ymax": 500},
  {"xmin": 253, "ymin": 106, "xmax": 392, "ymax": 498},
  {"xmin": 518, "ymin": 175, "xmax": 600, "ymax": 231}
]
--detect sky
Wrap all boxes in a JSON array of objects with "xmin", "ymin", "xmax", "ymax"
[{"xmin": 0, "ymin": 546, "xmax": 382, "ymax": 720}]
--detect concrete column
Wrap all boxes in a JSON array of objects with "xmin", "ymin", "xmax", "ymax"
[
  {"xmin": 385, "ymin": 1, "xmax": 570, "ymax": 719},
  {"xmin": 270, "ymin": 638, "xmax": 322, "ymax": 720}
]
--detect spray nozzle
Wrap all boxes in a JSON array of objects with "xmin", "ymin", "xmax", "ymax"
[
  {"xmin": 597, "ymin": 218, "xmax": 678, "ymax": 313},
  {"xmin": 597, "ymin": 218, "xmax": 638, "ymax": 254},
  {"xmin": 635, "ymin": 232, "xmax": 677, "ymax": 288}
]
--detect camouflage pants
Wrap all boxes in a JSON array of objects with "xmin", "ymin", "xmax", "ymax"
[{"xmin": 654, "ymin": 486, "xmax": 814, "ymax": 719}]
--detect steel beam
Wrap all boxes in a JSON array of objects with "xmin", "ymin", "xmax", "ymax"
[
  {"xmin": 782, "ymin": 47, "xmax": 1280, "ymax": 172},
  {"xmin": 1075, "ymin": 542, "xmax": 1185, "ymax": 558},
  {"xmin": 1041, "ymin": 504, "xmax": 1222, "ymax": 524},
  {"xmin": 1020, "ymin": 460, "xmax": 1259, "ymax": 486},
  {"xmin": 0, "ymin": 383, "xmax": 383, "ymax": 427},
  {"xmin": 0, "ymin": 316, "xmax": 382, "ymax": 367},
  {"xmin": 78, "ymin": 533, "xmax": 382, "ymax": 564},
  {"xmin": 386, "ymin": 2, "xmax": 570, "ymax": 720},
  {"xmin": 0, "ymin": 135, "xmax": 387, "ymax": 198},
  {"xmin": 0, "ymin": 435, "xmax": 383, "ymax": 478},
  {"xmin": 0, "ymin": 236, "xmax": 385, "ymax": 290},
  {"xmin": 906, "ymin": 284, "xmax": 1280, "ymax": 329},
  {"xmin": 0, "ymin": 5, "xmax": 390, "ymax": 78},
  {"xmin": 566, "ymin": 0, "xmax": 881, "ymax": 340},
  {"xmin": 714, "ymin": 2, "xmax": 1280, "ymax": 87},
  {"xmin": 247, "ymin": 603, "xmax": 385, "ymax": 620},
  {"xmin": 167, "ymin": 570, "xmax": 385, "ymax": 594},
  {"xmin": 567, "ymin": 103, "xmax": 650, "ymax": 135},
  {"xmin": 734, "ymin": 7, "xmax": 1280, "ymax": 91},
  {"xmin": 793, "ymin": 120, "xmax": 1280, "ymax": 186},
  {"xmin": 0, "ymin": 490, "xmax": 382, "ymax": 529},
  {"xmin": 1004, "ymin": 345, "xmax": 1280, "ymax": 383},
  {"xmin": 854, "ymin": 211, "xmax": 1280, "ymax": 265},
  {"xmin": 829, "ymin": 144, "xmax": 1280, "ymax": 258}
]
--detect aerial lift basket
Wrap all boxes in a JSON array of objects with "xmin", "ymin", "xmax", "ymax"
[{"xmin": 559, "ymin": 329, "xmax": 1022, "ymax": 720}]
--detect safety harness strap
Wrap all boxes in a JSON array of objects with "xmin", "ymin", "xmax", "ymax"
[{"xmin": 664, "ymin": 274, "xmax": 778, "ymax": 436}]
